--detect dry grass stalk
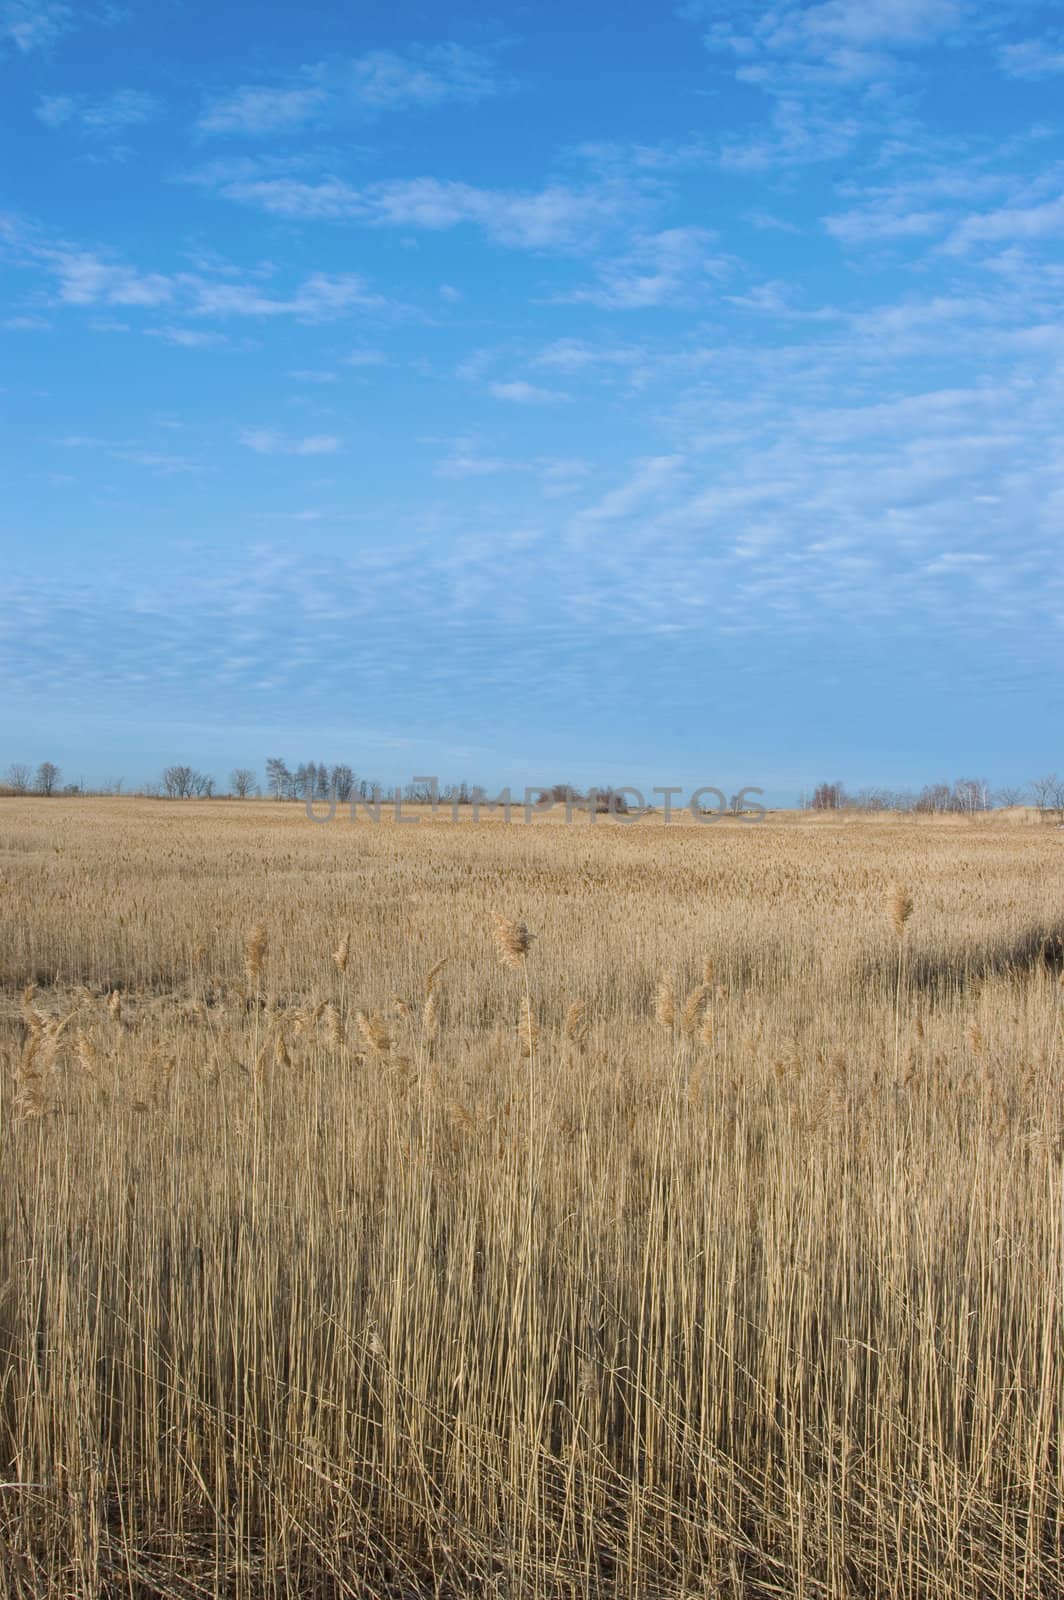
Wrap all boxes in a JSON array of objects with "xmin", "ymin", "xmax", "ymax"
[
  {"xmin": 245, "ymin": 923, "xmax": 269, "ymax": 989},
  {"xmin": 577, "ymin": 1358, "xmax": 600, "ymax": 1404},
  {"xmin": 333, "ymin": 933, "xmax": 350, "ymax": 976},
  {"xmin": 518, "ymin": 995, "xmax": 540, "ymax": 1058},
  {"xmin": 655, "ymin": 973, "xmax": 676, "ymax": 1028},
  {"xmin": 445, "ymin": 1099, "xmax": 476, "ymax": 1134}
]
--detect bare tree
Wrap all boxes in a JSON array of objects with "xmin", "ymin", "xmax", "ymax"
[
  {"xmin": 265, "ymin": 757, "xmax": 292, "ymax": 800},
  {"xmin": 811, "ymin": 781, "xmax": 846, "ymax": 810},
  {"xmin": 331, "ymin": 764, "xmax": 355, "ymax": 803},
  {"xmin": 915, "ymin": 782, "xmax": 952, "ymax": 814},
  {"xmin": 231, "ymin": 768, "xmax": 258, "ymax": 798},
  {"xmin": 35, "ymin": 761, "xmax": 61, "ymax": 796},
  {"xmin": 162, "ymin": 766, "xmax": 215, "ymax": 798},
  {"xmin": 162, "ymin": 765, "xmax": 195, "ymax": 799},
  {"xmin": 1028, "ymin": 774, "xmax": 1061, "ymax": 816},
  {"xmin": 5, "ymin": 763, "xmax": 30, "ymax": 794},
  {"xmin": 951, "ymin": 777, "xmax": 990, "ymax": 813}
]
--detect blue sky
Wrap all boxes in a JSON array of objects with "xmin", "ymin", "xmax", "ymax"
[{"xmin": 2, "ymin": 0, "xmax": 1062, "ymax": 800}]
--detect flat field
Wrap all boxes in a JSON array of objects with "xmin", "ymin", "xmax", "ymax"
[{"xmin": 1, "ymin": 798, "xmax": 1062, "ymax": 1597}]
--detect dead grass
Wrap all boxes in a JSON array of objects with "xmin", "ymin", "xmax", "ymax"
[{"xmin": 0, "ymin": 797, "xmax": 1062, "ymax": 1597}]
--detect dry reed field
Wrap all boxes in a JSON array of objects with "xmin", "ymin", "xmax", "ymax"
[{"xmin": 1, "ymin": 797, "xmax": 1062, "ymax": 1598}]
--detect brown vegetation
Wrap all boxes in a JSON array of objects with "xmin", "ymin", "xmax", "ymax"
[{"xmin": 0, "ymin": 798, "xmax": 1062, "ymax": 1597}]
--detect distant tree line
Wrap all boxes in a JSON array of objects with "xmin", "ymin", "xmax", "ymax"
[
  {"xmin": 264, "ymin": 759, "xmax": 364, "ymax": 803},
  {"xmin": 3, "ymin": 759, "xmax": 1064, "ymax": 817},
  {"xmin": 3, "ymin": 761, "xmax": 66, "ymax": 796},
  {"xmin": 160, "ymin": 765, "xmax": 216, "ymax": 799},
  {"xmin": 807, "ymin": 775, "xmax": 1064, "ymax": 817}
]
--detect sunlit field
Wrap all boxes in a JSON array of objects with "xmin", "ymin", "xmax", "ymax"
[{"xmin": 1, "ymin": 798, "xmax": 1062, "ymax": 1598}]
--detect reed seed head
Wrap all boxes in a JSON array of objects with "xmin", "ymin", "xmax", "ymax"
[
  {"xmin": 323, "ymin": 1002, "xmax": 344, "ymax": 1049},
  {"xmin": 682, "ymin": 983, "xmax": 711, "ymax": 1035},
  {"xmin": 888, "ymin": 884, "xmax": 914, "ymax": 940},
  {"xmin": 564, "ymin": 1000, "xmax": 589, "ymax": 1047},
  {"xmin": 965, "ymin": 1021, "xmax": 985, "ymax": 1057},
  {"xmin": 424, "ymin": 958, "xmax": 448, "ymax": 997},
  {"xmin": 357, "ymin": 1010, "xmax": 392, "ymax": 1056},
  {"xmin": 75, "ymin": 1028, "xmax": 97, "ymax": 1074},
  {"xmin": 492, "ymin": 913, "xmax": 534, "ymax": 968}
]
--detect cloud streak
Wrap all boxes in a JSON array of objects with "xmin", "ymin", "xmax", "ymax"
[
  {"xmin": 205, "ymin": 171, "xmax": 638, "ymax": 251},
  {"xmin": 195, "ymin": 43, "xmax": 510, "ymax": 136},
  {"xmin": 240, "ymin": 430, "xmax": 342, "ymax": 456}
]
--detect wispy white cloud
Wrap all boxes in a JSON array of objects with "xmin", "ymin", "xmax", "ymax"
[
  {"xmin": 562, "ymin": 228, "xmax": 727, "ymax": 308},
  {"xmin": 531, "ymin": 338, "xmax": 646, "ymax": 372},
  {"xmin": 744, "ymin": 209, "xmax": 802, "ymax": 233},
  {"xmin": 52, "ymin": 434, "xmax": 200, "ymax": 474},
  {"xmin": 201, "ymin": 171, "xmax": 638, "ymax": 250},
  {"xmin": 719, "ymin": 100, "xmax": 862, "ymax": 172},
  {"xmin": 698, "ymin": 0, "xmax": 964, "ymax": 85},
  {"xmin": 572, "ymin": 455, "xmax": 686, "ymax": 528},
  {"xmin": 111, "ymin": 448, "xmax": 200, "ymax": 474},
  {"xmin": 489, "ymin": 379, "xmax": 570, "ymax": 404},
  {"xmin": 943, "ymin": 191, "xmax": 1064, "ymax": 254},
  {"xmin": 821, "ymin": 159, "xmax": 1064, "ymax": 269},
  {"xmin": 350, "ymin": 43, "xmax": 509, "ymax": 112},
  {"xmin": 825, "ymin": 202, "xmax": 947, "ymax": 246},
  {"xmin": 538, "ymin": 457, "xmax": 591, "ymax": 497},
  {"xmin": 1, "ymin": 217, "xmax": 391, "ymax": 324},
  {"xmin": 999, "ymin": 38, "xmax": 1064, "ymax": 79},
  {"xmin": 196, "ymin": 85, "xmax": 327, "ymax": 137},
  {"xmin": 186, "ymin": 270, "xmax": 384, "ymax": 319},
  {"xmin": 2, "ymin": 0, "xmax": 125, "ymax": 55},
  {"xmin": 49, "ymin": 249, "xmax": 174, "ymax": 306},
  {"xmin": 240, "ymin": 429, "xmax": 341, "ymax": 456},
  {"xmin": 683, "ymin": 0, "xmax": 969, "ymax": 174},
  {"xmin": 196, "ymin": 43, "xmax": 509, "ymax": 137},
  {"xmin": 4, "ymin": 312, "xmax": 51, "ymax": 330},
  {"xmin": 144, "ymin": 325, "xmax": 227, "ymax": 348},
  {"xmin": 1, "ymin": 0, "xmax": 70, "ymax": 52},
  {"xmin": 434, "ymin": 440, "xmax": 523, "ymax": 478},
  {"xmin": 36, "ymin": 88, "xmax": 159, "ymax": 136}
]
